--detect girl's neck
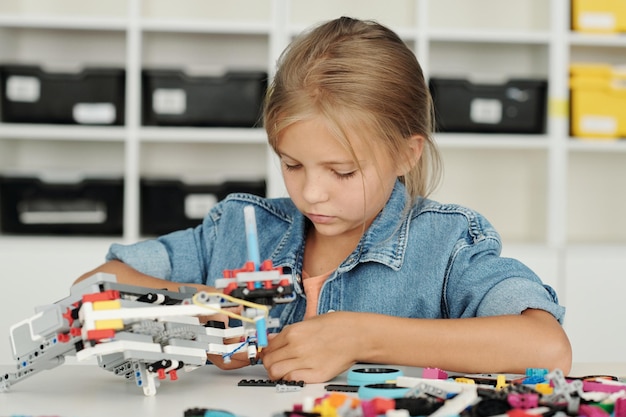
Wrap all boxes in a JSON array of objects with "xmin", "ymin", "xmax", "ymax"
[{"xmin": 303, "ymin": 227, "xmax": 361, "ymax": 277}]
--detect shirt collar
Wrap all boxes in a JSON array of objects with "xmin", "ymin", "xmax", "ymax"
[
  {"xmin": 347, "ymin": 180, "xmax": 410, "ymax": 270},
  {"xmin": 272, "ymin": 180, "xmax": 411, "ymax": 272}
]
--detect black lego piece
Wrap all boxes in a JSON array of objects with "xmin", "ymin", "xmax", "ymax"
[{"xmin": 237, "ymin": 379, "xmax": 305, "ymax": 387}]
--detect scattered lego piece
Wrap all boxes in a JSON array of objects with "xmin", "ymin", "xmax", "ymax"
[
  {"xmin": 615, "ymin": 397, "xmax": 626, "ymax": 417},
  {"xmin": 454, "ymin": 377, "xmax": 476, "ymax": 384},
  {"xmin": 544, "ymin": 369, "xmax": 584, "ymax": 414},
  {"xmin": 324, "ymin": 384, "xmax": 360, "ymax": 392},
  {"xmin": 422, "ymin": 367, "xmax": 448, "ymax": 380},
  {"xmin": 237, "ymin": 379, "xmax": 305, "ymax": 388},
  {"xmin": 507, "ymin": 393, "xmax": 539, "ymax": 409},
  {"xmin": 495, "ymin": 374, "xmax": 508, "ymax": 390},
  {"xmin": 579, "ymin": 404, "xmax": 611, "ymax": 417},
  {"xmin": 185, "ymin": 408, "xmax": 241, "ymax": 417},
  {"xmin": 274, "ymin": 368, "xmax": 626, "ymax": 417}
]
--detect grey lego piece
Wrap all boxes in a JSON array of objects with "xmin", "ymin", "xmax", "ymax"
[
  {"xmin": 98, "ymin": 352, "xmax": 129, "ymax": 373},
  {"xmin": 130, "ymin": 320, "xmax": 166, "ymax": 336},
  {"xmin": 167, "ymin": 338, "xmax": 210, "ymax": 349},
  {"xmin": 31, "ymin": 305, "xmax": 67, "ymax": 337},
  {"xmin": 108, "ymin": 331, "xmax": 154, "ymax": 344},
  {"xmin": 9, "ymin": 322, "xmax": 40, "ymax": 359},
  {"xmin": 12, "ymin": 304, "xmax": 69, "ymax": 358},
  {"xmin": 120, "ymin": 348, "xmax": 191, "ymax": 364}
]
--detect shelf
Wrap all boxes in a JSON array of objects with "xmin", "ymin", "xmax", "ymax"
[
  {"xmin": 0, "ymin": 14, "xmax": 127, "ymax": 31},
  {"xmin": 0, "ymin": 235, "xmax": 121, "ymax": 245},
  {"xmin": 568, "ymin": 32, "xmax": 626, "ymax": 47},
  {"xmin": 435, "ymin": 133, "xmax": 550, "ymax": 149},
  {"xmin": 428, "ymin": 28, "xmax": 551, "ymax": 44},
  {"xmin": 0, "ymin": 124, "xmax": 127, "ymax": 141},
  {"xmin": 0, "ymin": 125, "xmax": 268, "ymax": 144},
  {"xmin": 139, "ymin": 127, "xmax": 267, "ymax": 144},
  {"xmin": 568, "ymin": 138, "xmax": 626, "ymax": 152}
]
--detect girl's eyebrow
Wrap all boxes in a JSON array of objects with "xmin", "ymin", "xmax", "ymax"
[{"xmin": 278, "ymin": 151, "xmax": 357, "ymax": 167}]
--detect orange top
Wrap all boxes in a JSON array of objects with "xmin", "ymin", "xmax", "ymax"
[{"xmin": 302, "ymin": 270, "xmax": 333, "ymax": 319}]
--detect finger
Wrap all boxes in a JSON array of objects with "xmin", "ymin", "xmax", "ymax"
[
  {"xmin": 223, "ymin": 305, "xmax": 243, "ymax": 315},
  {"xmin": 263, "ymin": 357, "xmax": 309, "ymax": 381},
  {"xmin": 207, "ymin": 351, "xmax": 251, "ymax": 370},
  {"xmin": 283, "ymin": 368, "xmax": 332, "ymax": 384},
  {"xmin": 260, "ymin": 339, "xmax": 299, "ymax": 365},
  {"xmin": 264, "ymin": 360, "xmax": 335, "ymax": 384}
]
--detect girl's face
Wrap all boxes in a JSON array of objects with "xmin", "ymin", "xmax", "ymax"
[{"xmin": 276, "ymin": 116, "xmax": 401, "ymax": 242}]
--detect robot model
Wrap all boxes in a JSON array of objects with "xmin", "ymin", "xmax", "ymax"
[{"xmin": 0, "ymin": 205, "xmax": 294, "ymax": 396}]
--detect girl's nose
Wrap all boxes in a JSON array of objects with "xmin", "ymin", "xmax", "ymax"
[{"xmin": 302, "ymin": 174, "xmax": 328, "ymax": 203}]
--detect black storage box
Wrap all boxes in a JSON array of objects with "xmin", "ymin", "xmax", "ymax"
[
  {"xmin": 140, "ymin": 178, "xmax": 266, "ymax": 235},
  {"xmin": 429, "ymin": 78, "xmax": 548, "ymax": 134},
  {"xmin": 142, "ymin": 69, "xmax": 267, "ymax": 127},
  {"xmin": 0, "ymin": 175, "xmax": 124, "ymax": 235},
  {"xmin": 0, "ymin": 65, "xmax": 125, "ymax": 125}
]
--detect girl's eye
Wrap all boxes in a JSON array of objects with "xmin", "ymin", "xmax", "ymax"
[
  {"xmin": 282, "ymin": 162, "xmax": 301, "ymax": 171},
  {"xmin": 282, "ymin": 160, "xmax": 356, "ymax": 179},
  {"xmin": 333, "ymin": 170, "xmax": 357, "ymax": 180}
]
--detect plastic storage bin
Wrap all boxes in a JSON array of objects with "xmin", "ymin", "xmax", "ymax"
[
  {"xmin": 142, "ymin": 69, "xmax": 267, "ymax": 127},
  {"xmin": 0, "ymin": 174, "xmax": 124, "ymax": 235},
  {"xmin": 570, "ymin": 63, "xmax": 626, "ymax": 139},
  {"xmin": 429, "ymin": 78, "xmax": 548, "ymax": 134},
  {"xmin": 140, "ymin": 177, "xmax": 266, "ymax": 235},
  {"xmin": 571, "ymin": 0, "xmax": 626, "ymax": 33},
  {"xmin": 0, "ymin": 65, "xmax": 125, "ymax": 125}
]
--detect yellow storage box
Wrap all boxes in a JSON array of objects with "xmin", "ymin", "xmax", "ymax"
[
  {"xmin": 572, "ymin": 0, "xmax": 626, "ymax": 32},
  {"xmin": 570, "ymin": 63, "xmax": 626, "ymax": 139}
]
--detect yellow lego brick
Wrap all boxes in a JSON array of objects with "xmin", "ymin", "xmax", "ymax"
[
  {"xmin": 495, "ymin": 374, "xmax": 508, "ymax": 390},
  {"xmin": 535, "ymin": 383, "xmax": 553, "ymax": 395},
  {"xmin": 93, "ymin": 300, "xmax": 122, "ymax": 310},
  {"xmin": 95, "ymin": 319, "xmax": 124, "ymax": 330},
  {"xmin": 454, "ymin": 377, "xmax": 476, "ymax": 384}
]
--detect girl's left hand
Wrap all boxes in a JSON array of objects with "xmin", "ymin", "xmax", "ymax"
[
  {"xmin": 259, "ymin": 312, "xmax": 360, "ymax": 383},
  {"xmin": 205, "ymin": 306, "xmax": 254, "ymax": 371}
]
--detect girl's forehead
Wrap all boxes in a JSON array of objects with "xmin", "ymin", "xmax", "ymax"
[{"xmin": 278, "ymin": 116, "xmax": 375, "ymax": 155}]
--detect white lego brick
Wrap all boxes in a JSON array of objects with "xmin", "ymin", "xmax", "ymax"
[
  {"xmin": 75, "ymin": 340, "xmax": 161, "ymax": 362},
  {"xmin": 204, "ymin": 326, "xmax": 244, "ymax": 338},
  {"xmin": 81, "ymin": 303, "xmax": 223, "ymax": 331},
  {"xmin": 235, "ymin": 270, "xmax": 281, "ymax": 282},
  {"xmin": 162, "ymin": 345, "xmax": 207, "ymax": 361},
  {"xmin": 206, "ymin": 342, "xmax": 244, "ymax": 355}
]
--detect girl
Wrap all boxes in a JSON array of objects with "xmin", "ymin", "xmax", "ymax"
[{"xmin": 76, "ymin": 17, "xmax": 571, "ymax": 383}]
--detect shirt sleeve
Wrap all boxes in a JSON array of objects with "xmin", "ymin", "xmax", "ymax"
[
  {"xmin": 105, "ymin": 214, "xmax": 217, "ymax": 285},
  {"xmin": 443, "ymin": 228, "xmax": 566, "ymax": 324},
  {"xmin": 477, "ymin": 276, "xmax": 565, "ymax": 322}
]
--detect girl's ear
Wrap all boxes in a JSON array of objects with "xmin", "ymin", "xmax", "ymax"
[{"xmin": 396, "ymin": 135, "xmax": 424, "ymax": 176}]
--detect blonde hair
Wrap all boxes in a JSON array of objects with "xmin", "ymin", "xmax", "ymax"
[{"xmin": 264, "ymin": 16, "xmax": 442, "ymax": 200}]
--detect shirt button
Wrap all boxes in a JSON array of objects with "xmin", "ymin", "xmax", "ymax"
[{"xmin": 327, "ymin": 309, "xmax": 335, "ymax": 313}]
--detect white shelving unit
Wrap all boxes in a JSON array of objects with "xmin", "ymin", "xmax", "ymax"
[{"xmin": 0, "ymin": 0, "xmax": 625, "ymax": 365}]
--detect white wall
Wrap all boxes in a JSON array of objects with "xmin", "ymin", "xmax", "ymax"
[{"xmin": 0, "ymin": 238, "xmax": 113, "ymax": 363}]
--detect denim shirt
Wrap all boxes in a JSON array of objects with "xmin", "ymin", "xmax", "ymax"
[{"xmin": 106, "ymin": 181, "xmax": 565, "ymax": 329}]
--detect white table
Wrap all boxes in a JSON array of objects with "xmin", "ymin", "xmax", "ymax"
[
  {"xmin": 0, "ymin": 363, "xmax": 315, "ymax": 417},
  {"xmin": 1, "ymin": 363, "xmax": 624, "ymax": 417}
]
